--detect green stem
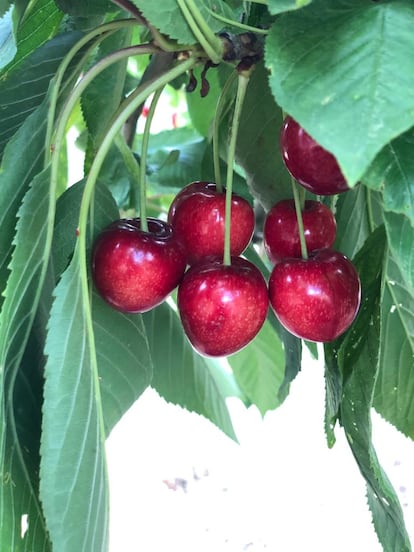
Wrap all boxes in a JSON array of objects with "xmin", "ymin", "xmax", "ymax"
[
  {"xmin": 50, "ymin": 43, "xmax": 159, "ymax": 202},
  {"xmin": 176, "ymin": 0, "xmax": 223, "ymax": 63},
  {"xmin": 44, "ymin": 18, "xmax": 138, "ymax": 167},
  {"xmin": 114, "ymin": 133, "xmax": 141, "ymax": 212},
  {"xmin": 73, "ymin": 55, "xmax": 196, "ymax": 459},
  {"xmin": 366, "ymin": 188, "xmax": 375, "ymax": 233},
  {"xmin": 223, "ymin": 70, "xmax": 251, "ymax": 266},
  {"xmin": 292, "ymin": 179, "xmax": 308, "ymax": 259},
  {"xmin": 77, "ymin": 56, "xmax": 197, "ymax": 239},
  {"xmin": 212, "ymin": 71, "xmax": 237, "ymax": 192},
  {"xmin": 205, "ymin": 8, "xmax": 268, "ymax": 34},
  {"xmin": 139, "ymin": 87, "xmax": 164, "ymax": 232}
]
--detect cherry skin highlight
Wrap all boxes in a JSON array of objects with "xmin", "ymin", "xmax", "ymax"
[
  {"xmin": 168, "ymin": 181, "xmax": 255, "ymax": 265},
  {"xmin": 263, "ymin": 199, "xmax": 337, "ymax": 264},
  {"xmin": 268, "ymin": 249, "xmax": 361, "ymax": 342},
  {"xmin": 280, "ymin": 116, "xmax": 350, "ymax": 195},
  {"xmin": 92, "ymin": 218, "xmax": 187, "ymax": 313},
  {"xmin": 177, "ymin": 256, "xmax": 269, "ymax": 357}
]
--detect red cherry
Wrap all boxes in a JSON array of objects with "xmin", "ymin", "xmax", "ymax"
[
  {"xmin": 177, "ymin": 256, "xmax": 269, "ymax": 357},
  {"xmin": 263, "ymin": 199, "xmax": 337, "ymax": 263},
  {"xmin": 268, "ymin": 249, "xmax": 360, "ymax": 342},
  {"xmin": 92, "ymin": 218, "xmax": 187, "ymax": 313},
  {"xmin": 168, "ymin": 181, "xmax": 255, "ymax": 265},
  {"xmin": 280, "ymin": 116, "xmax": 349, "ymax": 195}
]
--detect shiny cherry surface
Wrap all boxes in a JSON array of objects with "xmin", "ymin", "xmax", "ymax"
[
  {"xmin": 280, "ymin": 116, "xmax": 349, "ymax": 195},
  {"xmin": 92, "ymin": 218, "xmax": 187, "ymax": 313},
  {"xmin": 177, "ymin": 256, "xmax": 269, "ymax": 357},
  {"xmin": 269, "ymin": 248, "xmax": 360, "ymax": 342},
  {"xmin": 263, "ymin": 199, "xmax": 337, "ymax": 263},
  {"xmin": 168, "ymin": 181, "xmax": 255, "ymax": 265}
]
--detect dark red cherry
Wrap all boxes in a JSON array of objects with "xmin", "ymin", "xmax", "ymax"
[
  {"xmin": 280, "ymin": 116, "xmax": 349, "ymax": 195},
  {"xmin": 92, "ymin": 218, "xmax": 187, "ymax": 313}
]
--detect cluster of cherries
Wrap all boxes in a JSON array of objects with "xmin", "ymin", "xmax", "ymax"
[{"xmin": 91, "ymin": 116, "xmax": 361, "ymax": 357}]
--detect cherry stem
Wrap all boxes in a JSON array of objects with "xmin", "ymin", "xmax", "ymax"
[
  {"xmin": 77, "ymin": 55, "xmax": 197, "ymax": 242},
  {"xmin": 223, "ymin": 70, "xmax": 251, "ymax": 266},
  {"xmin": 176, "ymin": 0, "xmax": 223, "ymax": 63},
  {"xmin": 292, "ymin": 179, "xmax": 308, "ymax": 260},
  {"xmin": 212, "ymin": 71, "xmax": 237, "ymax": 192},
  {"xmin": 205, "ymin": 8, "xmax": 268, "ymax": 34},
  {"xmin": 139, "ymin": 87, "xmax": 164, "ymax": 232},
  {"xmin": 44, "ymin": 18, "xmax": 138, "ymax": 167}
]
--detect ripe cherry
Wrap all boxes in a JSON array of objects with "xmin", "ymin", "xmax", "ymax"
[
  {"xmin": 263, "ymin": 199, "xmax": 337, "ymax": 264},
  {"xmin": 92, "ymin": 218, "xmax": 187, "ymax": 313},
  {"xmin": 268, "ymin": 249, "xmax": 361, "ymax": 342},
  {"xmin": 177, "ymin": 256, "xmax": 269, "ymax": 357},
  {"xmin": 168, "ymin": 181, "xmax": 255, "ymax": 265},
  {"xmin": 280, "ymin": 116, "xmax": 349, "ymax": 195}
]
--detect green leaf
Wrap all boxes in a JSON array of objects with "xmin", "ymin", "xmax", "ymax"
[
  {"xmin": 0, "ymin": 31, "xmax": 83, "ymax": 157},
  {"xmin": 131, "ymin": 0, "xmax": 235, "ymax": 44},
  {"xmin": 54, "ymin": 0, "xmax": 115, "ymax": 16},
  {"xmin": 1, "ymin": 0, "xmax": 62, "ymax": 75},
  {"xmin": 363, "ymin": 128, "xmax": 414, "ymax": 291},
  {"xmin": 0, "ymin": 1, "xmax": 12, "ymax": 18},
  {"xmin": 265, "ymin": 0, "xmax": 414, "ymax": 186},
  {"xmin": 324, "ymin": 226, "xmax": 386, "ymax": 444},
  {"xmin": 325, "ymin": 226, "xmax": 411, "ymax": 550},
  {"xmin": 53, "ymin": 179, "xmax": 123, "ymax": 277},
  {"xmin": 40, "ymin": 248, "xmax": 110, "ymax": 552},
  {"xmin": 150, "ymin": 137, "xmax": 207, "ymax": 190},
  {"xmin": 374, "ymin": 252, "xmax": 414, "ymax": 439},
  {"xmin": 93, "ymin": 291, "xmax": 153, "ymax": 434},
  {"xmin": 81, "ymin": 28, "xmax": 130, "ymax": 147},
  {"xmin": 142, "ymin": 302, "xmax": 238, "ymax": 440},
  {"xmin": 0, "ymin": 7, "xmax": 16, "ymax": 69},
  {"xmin": 0, "ymin": 168, "xmax": 53, "ymax": 551},
  {"xmin": 333, "ymin": 185, "xmax": 385, "ymax": 262},
  {"xmin": 228, "ymin": 318, "xmax": 286, "ymax": 416},
  {"xmin": 236, "ymin": 61, "xmax": 292, "ymax": 210},
  {"xmin": 383, "ymin": 212, "xmax": 414, "ymax": 293},
  {"xmin": 363, "ymin": 128, "xmax": 414, "ymax": 223},
  {"xmin": 267, "ymin": 0, "xmax": 312, "ymax": 15},
  {"xmin": 0, "ymin": 100, "xmax": 48, "ymax": 302},
  {"xmin": 185, "ymin": 64, "xmax": 223, "ymax": 137},
  {"xmin": 333, "ymin": 186, "xmax": 372, "ymax": 259}
]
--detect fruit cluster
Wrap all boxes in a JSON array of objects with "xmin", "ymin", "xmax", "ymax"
[{"xmin": 91, "ymin": 117, "xmax": 361, "ymax": 357}]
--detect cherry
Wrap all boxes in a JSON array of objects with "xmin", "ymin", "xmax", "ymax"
[
  {"xmin": 168, "ymin": 181, "xmax": 255, "ymax": 265},
  {"xmin": 268, "ymin": 249, "xmax": 360, "ymax": 342},
  {"xmin": 91, "ymin": 218, "xmax": 187, "ymax": 313},
  {"xmin": 263, "ymin": 199, "xmax": 337, "ymax": 263},
  {"xmin": 280, "ymin": 116, "xmax": 349, "ymax": 195},
  {"xmin": 177, "ymin": 256, "xmax": 269, "ymax": 357}
]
